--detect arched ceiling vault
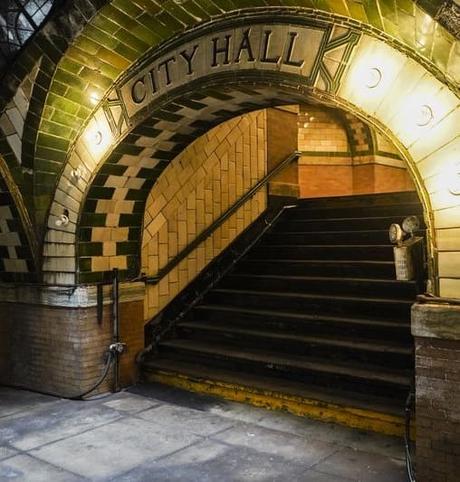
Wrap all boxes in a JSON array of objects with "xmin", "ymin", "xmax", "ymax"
[
  {"xmin": 39, "ymin": 6, "xmax": 460, "ymax": 296},
  {"xmin": 75, "ymin": 83, "xmax": 310, "ymax": 283},
  {"xmin": 0, "ymin": 1, "xmax": 459, "ymax": 295},
  {"xmin": 8, "ymin": 0, "xmax": 457, "ymax": 233}
]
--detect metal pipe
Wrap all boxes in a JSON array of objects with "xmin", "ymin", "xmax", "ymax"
[
  {"xmin": 404, "ymin": 391, "xmax": 416, "ymax": 482},
  {"xmin": 112, "ymin": 268, "xmax": 120, "ymax": 393}
]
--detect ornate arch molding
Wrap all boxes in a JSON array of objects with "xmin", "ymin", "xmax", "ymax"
[
  {"xmin": 27, "ymin": 4, "xmax": 460, "ymax": 239},
  {"xmin": 43, "ymin": 9, "xmax": 460, "ymax": 298}
]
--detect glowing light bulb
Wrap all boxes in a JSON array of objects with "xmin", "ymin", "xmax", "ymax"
[{"xmin": 89, "ymin": 92, "xmax": 100, "ymax": 106}]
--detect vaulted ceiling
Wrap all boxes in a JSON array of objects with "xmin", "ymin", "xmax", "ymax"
[{"xmin": 0, "ymin": 0, "xmax": 459, "ymax": 283}]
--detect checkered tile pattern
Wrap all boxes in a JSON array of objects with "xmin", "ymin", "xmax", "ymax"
[
  {"xmin": 0, "ymin": 175, "xmax": 35, "ymax": 281},
  {"xmin": 343, "ymin": 112, "xmax": 373, "ymax": 155},
  {"xmin": 76, "ymin": 85, "xmax": 304, "ymax": 283}
]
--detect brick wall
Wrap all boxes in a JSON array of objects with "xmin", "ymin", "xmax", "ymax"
[
  {"xmin": 353, "ymin": 164, "xmax": 415, "ymax": 194},
  {"xmin": 297, "ymin": 105, "xmax": 414, "ymax": 198},
  {"xmin": 298, "ymin": 105, "xmax": 352, "ymax": 198},
  {"xmin": 412, "ymin": 303, "xmax": 460, "ymax": 482},
  {"xmin": 0, "ymin": 282, "xmax": 144, "ymax": 397},
  {"xmin": 142, "ymin": 110, "xmax": 267, "ymax": 321}
]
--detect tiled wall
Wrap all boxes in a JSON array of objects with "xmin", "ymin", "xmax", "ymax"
[
  {"xmin": 0, "ymin": 173, "xmax": 35, "ymax": 282},
  {"xmin": 266, "ymin": 107, "xmax": 299, "ymax": 197},
  {"xmin": 28, "ymin": 0, "xmax": 460, "ymax": 202},
  {"xmin": 0, "ymin": 63, "xmax": 39, "ymax": 165},
  {"xmin": 298, "ymin": 105, "xmax": 352, "ymax": 197},
  {"xmin": 0, "ymin": 68, "xmax": 39, "ymax": 282},
  {"xmin": 297, "ymin": 105, "xmax": 414, "ymax": 198},
  {"xmin": 141, "ymin": 110, "xmax": 267, "ymax": 321}
]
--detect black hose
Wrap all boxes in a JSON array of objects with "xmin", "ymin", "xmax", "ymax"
[
  {"xmin": 2, "ymin": 349, "xmax": 116, "ymax": 401},
  {"xmin": 405, "ymin": 391, "xmax": 416, "ymax": 482},
  {"xmin": 69, "ymin": 350, "xmax": 115, "ymax": 400}
]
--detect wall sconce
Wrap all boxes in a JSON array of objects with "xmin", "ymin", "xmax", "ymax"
[
  {"xmin": 365, "ymin": 67, "xmax": 382, "ymax": 89},
  {"xmin": 69, "ymin": 167, "xmax": 82, "ymax": 184},
  {"xmin": 415, "ymin": 104, "xmax": 434, "ymax": 127},
  {"xmin": 55, "ymin": 209, "xmax": 70, "ymax": 227}
]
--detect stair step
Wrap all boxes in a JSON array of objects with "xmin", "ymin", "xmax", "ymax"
[
  {"xmin": 179, "ymin": 321, "xmax": 410, "ymax": 353},
  {"xmin": 248, "ymin": 244, "xmax": 394, "ymax": 261},
  {"xmin": 234, "ymin": 259, "xmax": 396, "ymax": 278},
  {"xmin": 284, "ymin": 203, "xmax": 423, "ymax": 220},
  {"xmin": 141, "ymin": 191, "xmax": 421, "ymax": 433},
  {"xmin": 296, "ymin": 191, "xmax": 419, "ymax": 209},
  {"xmin": 205, "ymin": 288, "xmax": 412, "ymax": 320},
  {"xmin": 219, "ymin": 274, "xmax": 417, "ymax": 299},
  {"xmin": 193, "ymin": 305, "xmax": 411, "ymax": 340},
  {"xmin": 274, "ymin": 215, "xmax": 425, "ymax": 232},
  {"xmin": 143, "ymin": 357, "xmax": 407, "ymax": 419},
  {"xmin": 157, "ymin": 339, "xmax": 411, "ymax": 399},
  {"xmin": 264, "ymin": 230, "xmax": 392, "ymax": 245},
  {"xmin": 178, "ymin": 321, "xmax": 412, "ymax": 368}
]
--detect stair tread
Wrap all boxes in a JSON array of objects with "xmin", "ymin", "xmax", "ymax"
[
  {"xmin": 295, "ymin": 191, "xmax": 418, "ymax": 203},
  {"xmin": 195, "ymin": 304, "xmax": 410, "ymax": 329},
  {"xmin": 299, "ymin": 191, "xmax": 417, "ymax": 197},
  {"xmin": 142, "ymin": 191, "xmax": 420, "ymax": 425},
  {"xmin": 179, "ymin": 320, "xmax": 412, "ymax": 354},
  {"xmin": 211, "ymin": 288, "xmax": 413, "ymax": 305},
  {"xmin": 159, "ymin": 339, "xmax": 411, "ymax": 386},
  {"xmin": 292, "ymin": 202, "xmax": 421, "ymax": 210},
  {"xmin": 270, "ymin": 229, "xmax": 391, "ymax": 234},
  {"xmin": 280, "ymin": 215, "xmax": 420, "ymax": 222},
  {"xmin": 257, "ymin": 244, "xmax": 394, "ymax": 248},
  {"xmin": 143, "ymin": 357, "xmax": 405, "ymax": 416},
  {"xmin": 226, "ymin": 273, "xmax": 414, "ymax": 285},
  {"xmin": 242, "ymin": 259, "xmax": 394, "ymax": 265}
]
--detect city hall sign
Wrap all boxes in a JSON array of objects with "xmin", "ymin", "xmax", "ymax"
[
  {"xmin": 113, "ymin": 19, "xmax": 360, "ymax": 122},
  {"xmin": 82, "ymin": 17, "xmax": 360, "ymax": 145}
]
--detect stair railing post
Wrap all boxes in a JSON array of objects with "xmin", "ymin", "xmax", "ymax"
[{"xmin": 112, "ymin": 268, "xmax": 120, "ymax": 392}]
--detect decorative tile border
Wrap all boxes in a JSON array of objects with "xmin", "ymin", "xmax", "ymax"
[{"xmin": 0, "ymin": 280, "xmax": 145, "ymax": 308}]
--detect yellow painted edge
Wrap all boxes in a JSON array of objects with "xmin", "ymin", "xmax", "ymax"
[{"xmin": 145, "ymin": 369, "xmax": 416, "ymax": 439}]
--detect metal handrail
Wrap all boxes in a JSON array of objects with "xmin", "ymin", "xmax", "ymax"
[
  {"xmin": 137, "ymin": 201, "xmax": 297, "ymax": 361},
  {"xmin": 143, "ymin": 151, "xmax": 300, "ymax": 285}
]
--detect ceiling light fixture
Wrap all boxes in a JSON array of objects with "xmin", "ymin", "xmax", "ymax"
[
  {"xmin": 364, "ymin": 67, "xmax": 382, "ymax": 89},
  {"xmin": 55, "ymin": 209, "xmax": 70, "ymax": 227},
  {"xmin": 415, "ymin": 104, "xmax": 434, "ymax": 127},
  {"xmin": 94, "ymin": 130, "xmax": 103, "ymax": 145},
  {"xmin": 69, "ymin": 167, "xmax": 82, "ymax": 184},
  {"xmin": 89, "ymin": 92, "xmax": 100, "ymax": 106}
]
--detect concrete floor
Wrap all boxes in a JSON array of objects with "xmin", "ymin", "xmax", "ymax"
[{"xmin": 0, "ymin": 384, "xmax": 407, "ymax": 481}]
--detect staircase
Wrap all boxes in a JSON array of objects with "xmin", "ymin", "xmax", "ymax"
[{"xmin": 141, "ymin": 191, "xmax": 424, "ymax": 436}]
